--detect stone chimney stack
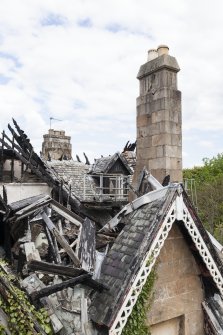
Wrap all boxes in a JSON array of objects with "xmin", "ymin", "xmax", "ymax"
[
  {"xmin": 42, "ymin": 129, "xmax": 72, "ymax": 160},
  {"xmin": 134, "ymin": 45, "xmax": 182, "ymax": 184}
]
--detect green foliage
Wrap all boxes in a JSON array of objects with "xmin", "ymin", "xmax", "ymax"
[
  {"xmin": 0, "ymin": 323, "xmax": 7, "ymax": 334},
  {"xmin": 184, "ymin": 153, "xmax": 223, "ymax": 185},
  {"xmin": 0, "ymin": 261, "xmax": 53, "ymax": 335},
  {"xmin": 122, "ymin": 269, "xmax": 156, "ymax": 335},
  {"xmin": 183, "ymin": 153, "xmax": 223, "ymax": 243}
]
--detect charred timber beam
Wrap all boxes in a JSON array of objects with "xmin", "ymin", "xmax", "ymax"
[
  {"xmin": 41, "ymin": 211, "xmax": 80, "ymax": 267},
  {"xmin": 28, "ymin": 260, "xmax": 86, "ymax": 277},
  {"xmin": 0, "ymin": 138, "xmax": 49, "ymax": 182},
  {"xmin": 0, "ymin": 131, "xmax": 5, "ymax": 182},
  {"xmin": 14, "ymin": 195, "xmax": 51, "ymax": 218},
  {"xmin": 27, "ymin": 260, "xmax": 109, "ymax": 292},
  {"xmin": 30, "ymin": 274, "xmax": 91, "ymax": 302},
  {"xmin": 51, "ymin": 199, "xmax": 83, "ymax": 225},
  {"xmin": 43, "ymin": 224, "xmax": 59, "ymax": 264}
]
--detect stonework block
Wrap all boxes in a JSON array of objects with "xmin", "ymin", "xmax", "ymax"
[
  {"xmin": 137, "ymin": 114, "xmax": 148, "ymax": 127},
  {"xmin": 158, "ymin": 121, "xmax": 181, "ymax": 135},
  {"xmin": 156, "ymin": 146, "xmax": 164, "ymax": 158},
  {"xmin": 148, "ymin": 157, "xmax": 167, "ymax": 170},
  {"xmin": 152, "ymin": 133, "xmax": 172, "ymax": 146},
  {"xmin": 151, "ymin": 110, "xmax": 169, "ymax": 123},
  {"xmin": 171, "ymin": 134, "xmax": 182, "ymax": 146},
  {"xmin": 163, "ymin": 145, "xmax": 181, "ymax": 158},
  {"xmin": 147, "ymin": 225, "xmax": 204, "ymax": 335},
  {"xmin": 136, "ymin": 137, "xmax": 152, "ymax": 149}
]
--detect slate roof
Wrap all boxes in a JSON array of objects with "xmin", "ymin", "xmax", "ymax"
[
  {"xmin": 203, "ymin": 294, "xmax": 223, "ymax": 334},
  {"xmin": 46, "ymin": 160, "xmax": 95, "ymax": 201},
  {"xmin": 90, "ymin": 152, "xmax": 133, "ymax": 175},
  {"xmin": 89, "ymin": 187, "xmax": 177, "ymax": 327}
]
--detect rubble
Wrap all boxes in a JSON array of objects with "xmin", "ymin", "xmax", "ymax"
[{"xmin": 0, "ymin": 191, "xmax": 109, "ymax": 334}]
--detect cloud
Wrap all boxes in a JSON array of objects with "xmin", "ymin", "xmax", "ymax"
[{"xmin": 0, "ymin": 0, "xmax": 222, "ymax": 166}]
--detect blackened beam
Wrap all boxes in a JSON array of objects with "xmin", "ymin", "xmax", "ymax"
[
  {"xmin": 2, "ymin": 132, "xmax": 82, "ymax": 211},
  {"xmin": 51, "ymin": 199, "xmax": 83, "ymax": 226},
  {"xmin": 13, "ymin": 195, "xmax": 51, "ymax": 219},
  {"xmin": 11, "ymin": 119, "xmax": 50, "ymax": 170},
  {"xmin": 0, "ymin": 136, "xmax": 82, "ymax": 214},
  {"xmin": 41, "ymin": 211, "xmax": 81, "ymax": 267},
  {"xmin": 28, "ymin": 260, "xmax": 86, "ymax": 277},
  {"xmin": 30, "ymin": 274, "xmax": 91, "ymax": 302},
  {"xmin": 6, "ymin": 127, "xmax": 55, "ymax": 181},
  {"xmin": 43, "ymin": 224, "xmax": 59, "ymax": 264},
  {"xmin": 10, "ymin": 133, "xmax": 15, "ymax": 182},
  {"xmin": 0, "ymin": 130, "xmax": 5, "ymax": 182},
  {"xmin": 28, "ymin": 261, "xmax": 109, "ymax": 293},
  {"xmin": 12, "ymin": 118, "xmax": 35, "ymax": 154},
  {"xmin": 0, "ymin": 138, "xmax": 51, "ymax": 183}
]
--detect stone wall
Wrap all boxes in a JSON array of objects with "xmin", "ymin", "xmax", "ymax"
[{"xmin": 147, "ymin": 224, "xmax": 204, "ymax": 335}]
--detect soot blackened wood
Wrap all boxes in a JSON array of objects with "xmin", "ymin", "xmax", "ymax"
[
  {"xmin": 30, "ymin": 274, "xmax": 91, "ymax": 302},
  {"xmin": 78, "ymin": 218, "xmax": 96, "ymax": 272},
  {"xmin": 28, "ymin": 260, "xmax": 86, "ymax": 277},
  {"xmin": 41, "ymin": 212, "xmax": 80, "ymax": 267}
]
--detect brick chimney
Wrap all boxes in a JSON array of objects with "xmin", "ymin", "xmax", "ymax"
[
  {"xmin": 42, "ymin": 129, "xmax": 72, "ymax": 160},
  {"xmin": 134, "ymin": 45, "xmax": 182, "ymax": 184}
]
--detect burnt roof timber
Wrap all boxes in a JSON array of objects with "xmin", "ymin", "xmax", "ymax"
[
  {"xmin": 13, "ymin": 195, "xmax": 51, "ymax": 218},
  {"xmin": 28, "ymin": 260, "xmax": 86, "ymax": 277},
  {"xmin": 30, "ymin": 273, "xmax": 91, "ymax": 303},
  {"xmin": 50, "ymin": 199, "xmax": 83, "ymax": 226},
  {"xmin": 8, "ymin": 194, "xmax": 48, "ymax": 212},
  {"xmin": 41, "ymin": 211, "xmax": 80, "ymax": 267},
  {"xmin": 100, "ymin": 186, "xmax": 169, "ymax": 232}
]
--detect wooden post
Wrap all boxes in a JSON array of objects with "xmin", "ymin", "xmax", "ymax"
[
  {"xmin": 99, "ymin": 174, "xmax": 103, "ymax": 202},
  {"xmin": 41, "ymin": 212, "xmax": 80, "ymax": 267},
  {"xmin": 0, "ymin": 131, "xmax": 5, "ymax": 182},
  {"xmin": 42, "ymin": 223, "xmax": 59, "ymax": 264},
  {"xmin": 10, "ymin": 133, "xmax": 15, "ymax": 182}
]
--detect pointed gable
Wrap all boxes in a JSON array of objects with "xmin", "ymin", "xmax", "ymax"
[
  {"xmin": 90, "ymin": 152, "xmax": 133, "ymax": 175},
  {"xmin": 89, "ymin": 184, "xmax": 223, "ymax": 335}
]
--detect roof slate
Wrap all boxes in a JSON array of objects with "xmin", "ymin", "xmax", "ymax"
[
  {"xmin": 46, "ymin": 160, "xmax": 95, "ymax": 201},
  {"xmin": 90, "ymin": 152, "xmax": 133, "ymax": 175},
  {"xmin": 89, "ymin": 188, "xmax": 176, "ymax": 327}
]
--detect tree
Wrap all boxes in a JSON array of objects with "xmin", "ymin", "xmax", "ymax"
[{"xmin": 183, "ymin": 154, "xmax": 223, "ymax": 244}]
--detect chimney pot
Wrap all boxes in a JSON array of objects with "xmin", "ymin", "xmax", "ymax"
[
  {"xmin": 157, "ymin": 45, "xmax": 169, "ymax": 57},
  {"xmin": 147, "ymin": 49, "xmax": 158, "ymax": 61}
]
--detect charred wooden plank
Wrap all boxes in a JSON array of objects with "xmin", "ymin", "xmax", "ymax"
[
  {"xmin": 28, "ymin": 260, "xmax": 86, "ymax": 277},
  {"xmin": 30, "ymin": 274, "xmax": 91, "ymax": 302},
  {"xmin": 41, "ymin": 212, "xmax": 80, "ymax": 267},
  {"xmin": 2, "ymin": 185, "xmax": 7, "ymax": 205},
  {"xmin": 0, "ymin": 131, "xmax": 5, "ymax": 182},
  {"xmin": 51, "ymin": 199, "xmax": 83, "ymax": 226},
  {"xmin": 27, "ymin": 260, "xmax": 109, "ymax": 292},
  {"xmin": 78, "ymin": 218, "xmax": 95, "ymax": 272},
  {"xmin": 42, "ymin": 224, "xmax": 59, "ymax": 264},
  {"xmin": 9, "ymin": 194, "xmax": 48, "ymax": 212},
  {"xmin": 13, "ymin": 195, "xmax": 51, "ymax": 218}
]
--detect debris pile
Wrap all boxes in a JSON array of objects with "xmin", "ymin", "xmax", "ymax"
[{"xmin": 0, "ymin": 193, "xmax": 111, "ymax": 334}]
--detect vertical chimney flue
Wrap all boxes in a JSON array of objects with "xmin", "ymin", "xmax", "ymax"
[
  {"xmin": 157, "ymin": 45, "xmax": 169, "ymax": 57},
  {"xmin": 147, "ymin": 49, "xmax": 158, "ymax": 61},
  {"xmin": 133, "ymin": 46, "xmax": 182, "ymax": 187}
]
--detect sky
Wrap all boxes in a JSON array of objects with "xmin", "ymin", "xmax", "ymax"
[{"xmin": 0, "ymin": 0, "xmax": 222, "ymax": 168}]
